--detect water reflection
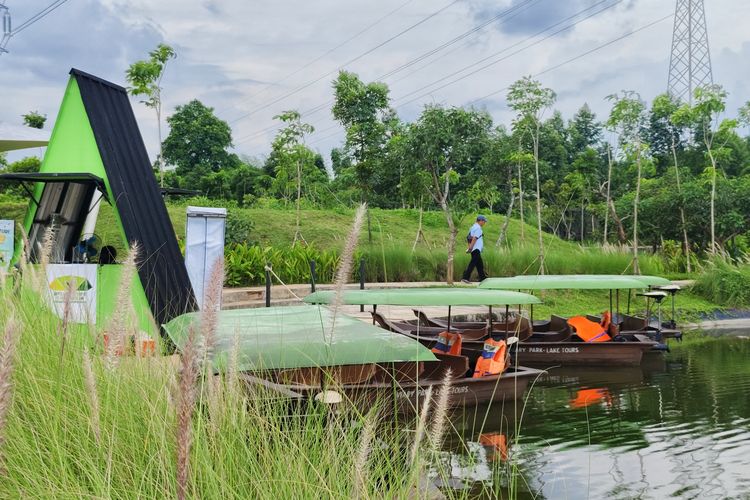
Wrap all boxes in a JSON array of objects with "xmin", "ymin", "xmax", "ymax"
[{"xmin": 438, "ymin": 336, "xmax": 750, "ymax": 498}]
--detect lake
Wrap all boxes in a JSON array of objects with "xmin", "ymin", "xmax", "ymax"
[{"xmin": 438, "ymin": 333, "xmax": 750, "ymax": 499}]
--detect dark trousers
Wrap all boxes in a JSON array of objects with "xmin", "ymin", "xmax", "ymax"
[{"xmin": 462, "ymin": 249, "xmax": 486, "ymax": 281}]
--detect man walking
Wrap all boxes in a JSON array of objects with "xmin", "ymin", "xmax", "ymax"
[{"xmin": 462, "ymin": 215, "xmax": 487, "ymax": 283}]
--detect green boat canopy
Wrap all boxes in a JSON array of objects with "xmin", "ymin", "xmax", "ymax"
[
  {"xmin": 480, "ymin": 275, "xmax": 661, "ymax": 290},
  {"xmin": 303, "ymin": 288, "xmax": 541, "ymax": 306},
  {"xmin": 163, "ymin": 305, "xmax": 437, "ymax": 373}
]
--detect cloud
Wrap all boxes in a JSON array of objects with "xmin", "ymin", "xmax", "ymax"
[{"xmin": 1, "ymin": 0, "xmax": 747, "ymax": 166}]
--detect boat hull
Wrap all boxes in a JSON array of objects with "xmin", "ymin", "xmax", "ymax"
[
  {"xmin": 409, "ymin": 335, "xmax": 657, "ymax": 367},
  {"xmin": 306, "ymin": 366, "xmax": 541, "ymax": 413}
]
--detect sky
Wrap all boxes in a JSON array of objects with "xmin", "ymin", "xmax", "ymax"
[{"xmin": 2, "ymin": 0, "xmax": 749, "ymax": 166}]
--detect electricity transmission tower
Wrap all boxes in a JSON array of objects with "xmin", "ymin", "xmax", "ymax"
[
  {"xmin": 1, "ymin": 2, "xmax": 10, "ymax": 54},
  {"xmin": 668, "ymin": 0, "xmax": 713, "ymax": 104}
]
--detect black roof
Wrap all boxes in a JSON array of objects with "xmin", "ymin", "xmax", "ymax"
[{"xmin": 71, "ymin": 68, "xmax": 196, "ymax": 327}]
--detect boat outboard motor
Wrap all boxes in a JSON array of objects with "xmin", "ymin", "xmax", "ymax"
[
  {"xmin": 659, "ymin": 284, "xmax": 682, "ymax": 338},
  {"xmin": 639, "ymin": 291, "xmax": 670, "ymax": 352}
]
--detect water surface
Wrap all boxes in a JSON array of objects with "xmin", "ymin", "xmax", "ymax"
[{"xmin": 441, "ymin": 334, "xmax": 750, "ymax": 499}]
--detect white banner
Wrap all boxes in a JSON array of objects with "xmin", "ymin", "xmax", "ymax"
[
  {"xmin": 46, "ymin": 264, "xmax": 97, "ymax": 324},
  {"xmin": 185, "ymin": 206, "xmax": 226, "ymax": 310},
  {"xmin": 0, "ymin": 220, "xmax": 13, "ymax": 271}
]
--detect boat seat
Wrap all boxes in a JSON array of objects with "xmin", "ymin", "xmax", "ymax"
[
  {"xmin": 372, "ymin": 361, "xmax": 426, "ymax": 384},
  {"xmin": 422, "ymin": 353, "xmax": 469, "ymax": 380},
  {"xmin": 277, "ymin": 364, "xmax": 377, "ymax": 386}
]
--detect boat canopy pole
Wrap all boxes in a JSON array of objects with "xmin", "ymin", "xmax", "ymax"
[
  {"xmin": 447, "ymin": 305, "xmax": 452, "ymax": 332},
  {"xmin": 530, "ymin": 304, "xmax": 534, "ymax": 325},
  {"xmin": 488, "ymin": 305, "xmax": 493, "ymax": 331},
  {"xmin": 627, "ymin": 290, "xmax": 631, "ymax": 314},
  {"xmin": 609, "ymin": 290, "xmax": 613, "ymax": 315},
  {"xmin": 505, "ymin": 305, "xmax": 510, "ymax": 340},
  {"xmin": 372, "ymin": 304, "xmax": 377, "ymax": 325},
  {"xmin": 616, "ymin": 289, "xmax": 620, "ymax": 320}
]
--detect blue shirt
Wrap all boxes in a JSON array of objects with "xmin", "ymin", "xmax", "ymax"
[{"xmin": 469, "ymin": 223, "xmax": 484, "ymax": 252}]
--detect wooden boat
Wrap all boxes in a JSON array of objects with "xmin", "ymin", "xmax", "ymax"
[
  {"xmin": 163, "ymin": 305, "xmax": 542, "ymax": 413},
  {"xmin": 379, "ymin": 312, "xmax": 656, "ymax": 367},
  {"xmin": 305, "ymin": 287, "xmax": 658, "ymax": 367},
  {"xmin": 240, "ymin": 352, "xmax": 542, "ymax": 412},
  {"xmin": 493, "ymin": 274, "xmax": 683, "ymax": 341}
]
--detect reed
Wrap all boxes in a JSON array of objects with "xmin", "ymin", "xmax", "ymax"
[
  {"xmin": 0, "ymin": 314, "xmax": 19, "ymax": 474},
  {"xmin": 81, "ymin": 347, "xmax": 101, "ymax": 445}
]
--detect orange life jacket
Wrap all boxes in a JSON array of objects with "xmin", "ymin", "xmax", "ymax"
[
  {"xmin": 600, "ymin": 311, "xmax": 612, "ymax": 331},
  {"xmin": 567, "ymin": 316, "xmax": 612, "ymax": 342},
  {"xmin": 431, "ymin": 331, "xmax": 463, "ymax": 356},
  {"xmin": 472, "ymin": 338, "xmax": 508, "ymax": 378}
]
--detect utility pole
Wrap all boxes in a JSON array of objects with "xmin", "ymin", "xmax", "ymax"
[{"xmin": 668, "ymin": 0, "xmax": 713, "ymax": 104}]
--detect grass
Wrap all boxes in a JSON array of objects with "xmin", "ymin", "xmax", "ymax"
[
  {"xmin": 0, "ymin": 263, "xmax": 534, "ymax": 498},
  {"xmin": 692, "ymin": 258, "xmax": 750, "ymax": 308}
]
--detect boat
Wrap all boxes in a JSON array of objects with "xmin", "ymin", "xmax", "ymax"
[
  {"xmin": 307, "ymin": 286, "xmax": 661, "ymax": 367},
  {"xmin": 163, "ymin": 305, "xmax": 542, "ymax": 413}
]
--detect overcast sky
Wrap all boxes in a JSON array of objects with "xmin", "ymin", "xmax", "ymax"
[{"xmin": 2, "ymin": 0, "xmax": 749, "ymax": 165}]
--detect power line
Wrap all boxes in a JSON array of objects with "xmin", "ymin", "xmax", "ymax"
[
  {"xmin": 234, "ymin": 0, "xmax": 544, "ymax": 145},
  {"xmin": 217, "ymin": 0, "xmax": 415, "ymax": 118},
  {"xmin": 307, "ymin": 12, "xmax": 673, "ymax": 150},
  {"xmin": 227, "ymin": 0, "xmax": 460, "ymax": 126},
  {"xmin": 12, "ymin": 0, "xmax": 68, "ymax": 35},
  {"xmin": 466, "ymin": 13, "xmax": 674, "ymax": 106},
  {"xmin": 393, "ymin": 0, "xmax": 624, "ymax": 107},
  {"xmin": 239, "ymin": 0, "xmax": 616, "ymax": 143}
]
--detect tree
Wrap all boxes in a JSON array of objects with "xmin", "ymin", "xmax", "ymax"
[
  {"xmin": 672, "ymin": 84, "xmax": 735, "ymax": 254},
  {"xmin": 269, "ymin": 110, "xmax": 316, "ymax": 242},
  {"xmin": 22, "ymin": 111, "xmax": 46, "ymax": 129},
  {"xmin": 404, "ymin": 105, "xmax": 491, "ymax": 284},
  {"xmin": 332, "ymin": 71, "xmax": 392, "ymax": 241},
  {"xmin": 651, "ymin": 93, "xmax": 692, "ymax": 271},
  {"xmin": 162, "ymin": 99, "xmax": 241, "ymax": 195},
  {"xmin": 126, "ymin": 43, "xmax": 176, "ymax": 187},
  {"xmin": 607, "ymin": 91, "xmax": 650, "ymax": 274},
  {"xmin": 507, "ymin": 76, "xmax": 556, "ymax": 274},
  {"xmin": 567, "ymin": 104, "xmax": 601, "ymax": 160}
]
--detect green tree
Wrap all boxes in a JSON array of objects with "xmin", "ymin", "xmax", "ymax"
[
  {"xmin": 162, "ymin": 99, "xmax": 241, "ymax": 195},
  {"xmin": 332, "ymin": 71, "xmax": 392, "ymax": 241},
  {"xmin": 404, "ymin": 105, "xmax": 491, "ymax": 284},
  {"xmin": 672, "ymin": 84, "xmax": 736, "ymax": 254},
  {"xmin": 126, "ymin": 43, "xmax": 176, "ymax": 187},
  {"xmin": 651, "ymin": 93, "xmax": 692, "ymax": 270},
  {"xmin": 22, "ymin": 111, "xmax": 46, "ymax": 129},
  {"xmin": 607, "ymin": 91, "xmax": 650, "ymax": 274},
  {"xmin": 269, "ymin": 110, "xmax": 317, "ymax": 242},
  {"xmin": 507, "ymin": 76, "xmax": 556, "ymax": 273}
]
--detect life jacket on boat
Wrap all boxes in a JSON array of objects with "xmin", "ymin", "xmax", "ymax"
[
  {"xmin": 431, "ymin": 331, "xmax": 463, "ymax": 356},
  {"xmin": 567, "ymin": 316, "xmax": 612, "ymax": 342},
  {"xmin": 600, "ymin": 310, "xmax": 611, "ymax": 331},
  {"xmin": 472, "ymin": 338, "xmax": 508, "ymax": 378}
]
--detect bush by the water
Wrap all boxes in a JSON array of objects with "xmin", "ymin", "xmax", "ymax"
[{"xmin": 692, "ymin": 259, "xmax": 750, "ymax": 308}]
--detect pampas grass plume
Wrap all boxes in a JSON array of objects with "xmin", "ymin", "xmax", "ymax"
[
  {"xmin": 175, "ymin": 326, "xmax": 199, "ymax": 500},
  {"xmin": 0, "ymin": 315, "xmax": 20, "ymax": 474}
]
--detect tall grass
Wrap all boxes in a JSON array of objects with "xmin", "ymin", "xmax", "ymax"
[
  {"xmin": 692, "ymin": 258, "xmax": 750, "ymax": 308},
  {"xmin": 226, "ymin": 242, "xmax": 665, "ymax": 287},
  {"xmin": 0, "ymin": 263, "xmax": 530, "ymax": 498}
]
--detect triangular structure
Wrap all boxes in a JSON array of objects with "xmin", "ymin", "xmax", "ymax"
[{"xmin": 7, "ymin": 69, "xmax": 195, "ymax": 330}]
